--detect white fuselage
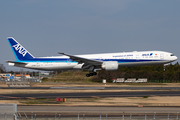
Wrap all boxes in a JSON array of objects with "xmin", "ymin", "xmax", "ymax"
[{"xmin": 9, "ymin": 51, "xmax": 177, "ymax": 71}]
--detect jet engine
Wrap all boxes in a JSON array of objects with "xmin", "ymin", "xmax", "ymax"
[{"xmin": 101, "ymin": 61, "xmax": 119, "ymax": 71}]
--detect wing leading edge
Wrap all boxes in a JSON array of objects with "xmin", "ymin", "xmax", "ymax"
[{"xmin": 58, "ymin": 52, "xmax": 103, "ymax": 66}]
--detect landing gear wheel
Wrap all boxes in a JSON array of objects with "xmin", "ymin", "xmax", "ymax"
[
  {"xmin": 90, "ymin": 73, "xmax": 94, "ymax": 76},
  {"xmin": 93, "ymin": 72, "xmax": 97, "ymax": 75},
  {"xmin": 86, "ymin": 72, "xmax": 97, "ymax": 77},
  {"xmin": 86, "ymin": 74, "xmax": 90, "ymax": 77}
]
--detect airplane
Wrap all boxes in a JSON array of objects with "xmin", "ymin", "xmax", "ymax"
[{"xmin": 6, "ymin": 37, "xmax": 178, "ymax": 77}]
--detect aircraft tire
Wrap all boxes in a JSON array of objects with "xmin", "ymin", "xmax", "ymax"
[
  {"xmin": 90, "ymin": 73, "xmax": 94, "ymax": 76},
  {"xmin": 86, "ymin": 74, "xmax": 90, "ymax": 77},
  {"xmin": 93, "ymin": 72, "xmax": 97, "ymax": 75}
]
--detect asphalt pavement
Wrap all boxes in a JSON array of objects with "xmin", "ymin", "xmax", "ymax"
[
  {"xmin": 1, "ymin": 91, "xmax": 180, "ymax": 99},
  {"xmin": 1, "ymin": 87, "xmax": 180, "ymax": 90}
]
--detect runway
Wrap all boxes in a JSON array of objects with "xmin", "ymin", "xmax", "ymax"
[
  {"xmin": 1, "ymin": 87, "xmax": 180, "ymax": 90},
  {"xmin": 51, "ymin": 87, "xmax": 180, "ymax": 90},
  {"xmin": 1, "ymin": 91, "xmax": 180, "ymax": 99}
]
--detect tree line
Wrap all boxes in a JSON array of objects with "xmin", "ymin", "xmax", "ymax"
[
  {"xmin": 92, "ymin": 62, "xmax": 180, "ymax": 83},
  {"xmin": 2, "ymin": 62, "xmax": 180, "ymax": 83},
  {"xmin": 0, "ymin": 64, "xmax": 6, "ymax": 73}
]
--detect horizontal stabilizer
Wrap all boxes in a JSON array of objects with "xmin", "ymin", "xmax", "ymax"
[{"xmin": 5, "ymin": 61, "xmax": 27, "ymax": 65}]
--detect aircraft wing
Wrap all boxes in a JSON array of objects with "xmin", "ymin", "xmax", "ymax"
[
  {"xmin": 58, "ymin": 52, "xmax": 103, "ymax": 66},
  {"xmin": 5, "ymin": 61, "xmax": 28, "ymax": 65}
]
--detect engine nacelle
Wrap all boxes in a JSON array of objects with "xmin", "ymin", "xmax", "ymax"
[{"xmin": 101, "ymin": 61, "xmax": 119, "ymax": 71}]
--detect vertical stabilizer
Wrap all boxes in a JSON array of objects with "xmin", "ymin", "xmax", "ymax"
[{"xmin": 7, "ymin": 37, "xmax": 34, "ymax": 61}]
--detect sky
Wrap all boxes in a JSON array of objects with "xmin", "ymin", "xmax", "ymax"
[{"xmin": 0, "ymin": 0, "xmax": 180, "ymax": 71}]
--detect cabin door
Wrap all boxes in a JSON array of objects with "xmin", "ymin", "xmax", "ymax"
[{"xmin": 160, "ymin": 53, "xmax": 164, "ymax": 59}]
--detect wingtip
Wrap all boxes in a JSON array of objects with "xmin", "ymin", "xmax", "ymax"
[
  {"xmin": 4, "ymin": 61, "xmax": 9, "ymax": 63},
  {"xmin": 58, "ymin": 52, "xmax": 65, "ymax": 55}
]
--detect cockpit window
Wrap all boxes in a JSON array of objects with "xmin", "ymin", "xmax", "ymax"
[{"xmin": 171, "ymin": 54, "xmax": 175, "ymax": 56}]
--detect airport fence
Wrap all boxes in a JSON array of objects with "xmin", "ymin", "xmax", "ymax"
[
  {"xmin": 0, "ymin": 104, "xmax": 17, "ymax": 120},
  {"xmin": 13, "ymin": 112, "xmax": 180, "ymax": 120},
  {"xmin": 0, "ymin": 78, "xmax": 42, "ymax": 83}
]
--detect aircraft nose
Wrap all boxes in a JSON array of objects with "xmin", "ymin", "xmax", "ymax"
[
  {"xmin": 173, "ymin": 56, "xmax": 178, "ymax": 61},
  {"xmin": 175, "ymin": 56, "xmax": 178, "ymax": 60}
]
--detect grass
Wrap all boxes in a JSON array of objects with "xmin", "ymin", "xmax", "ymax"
[
  {"xmin": 19, "ymin": 98, "xmax": 100, "ymax": 105},
  {"xmin": 20, "ymin": 98, "xmax": 63, "ymax": 105},
  {"xmin": 78, "ymin": 98, "xmax": 100, "ymax": 102},
  {"xmin": 43, "ymin": 71, "xmax": 94, "ymax": 83}
]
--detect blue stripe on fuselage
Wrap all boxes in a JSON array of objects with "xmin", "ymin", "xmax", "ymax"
[{"xmin": 15, "ymin": 58, "xmax": 164, "ymax": 63}]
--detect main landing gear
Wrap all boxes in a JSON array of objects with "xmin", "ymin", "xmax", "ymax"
[{"xmin": 86, "ymin": 72, "xmax": 97, "ymax": 77}]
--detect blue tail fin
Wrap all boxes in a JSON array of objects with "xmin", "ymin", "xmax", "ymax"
[{"xmin": 7, "ymin": 37, "xmax": 34, "ymax": 61}]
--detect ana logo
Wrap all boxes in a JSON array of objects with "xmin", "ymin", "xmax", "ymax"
[
  {"xmin": 12, "ymin": 43, "xmax": 28, "ymax": 57},
  {"xmin": 142, "ymin": 53, "xmax": 154, "ymax": 56},
  {"xmin": 142, "ymin": 53, "xmax": 149, "ymax": 56}
]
